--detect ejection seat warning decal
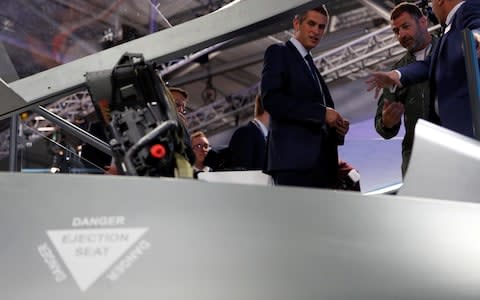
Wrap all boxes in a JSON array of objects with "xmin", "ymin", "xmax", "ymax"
[{"xmin": 38, "ymin": 216, "xmax": 151, "ymax": 292}]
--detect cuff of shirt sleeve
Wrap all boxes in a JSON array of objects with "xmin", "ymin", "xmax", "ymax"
[{"xmin": 388, "ymin": 70, "xmax": 403, "ymax": 93}]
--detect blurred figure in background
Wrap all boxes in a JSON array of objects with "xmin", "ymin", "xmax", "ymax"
[
  {"xmin": 169, "ymin": 87, "xmax": 189, "ymax": 127},
  {"xmin": 190, "ymin": 131, "xmax": 211, "ymax": 177},
  {"xmin": 229, "ymin": 95, "xmax": 269, "ymax": 170},
  {"xmin": 168, "ymin": 87, "xmax": 195, "ymax": 165}
]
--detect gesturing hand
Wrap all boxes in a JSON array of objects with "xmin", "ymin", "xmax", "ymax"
[
  {"xmin": 365, "ymin": 71, "xmax": 402, "ymax": 98},
  {"xmin": 382, "ymin": 99, "xmax": 404, "ymax": 128}
]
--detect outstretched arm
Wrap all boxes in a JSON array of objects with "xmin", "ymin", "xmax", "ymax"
[{"xmin": 365, "ymin": 71, "xmax": 402, "ymax": 98}]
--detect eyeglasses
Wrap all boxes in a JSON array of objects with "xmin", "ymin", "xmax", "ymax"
[{"xmin": 192, "ymin": 143, "xmax": 211, "ymax": 151}]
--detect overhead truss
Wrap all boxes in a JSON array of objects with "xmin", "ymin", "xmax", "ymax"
[
  {"xmin": 317, "ymin": 24, "xmax": 441, "ymax": 82},
  {"xmin": 0, "ymin": 0, "xmax": 441, "ymax": 155},
  {"xmin": 0, "ymin": 23, "xmax": 441, "ymax": 154},
  {"xmin": 182, "ymin": 24, "xmax": 441, "ymax": 132}
]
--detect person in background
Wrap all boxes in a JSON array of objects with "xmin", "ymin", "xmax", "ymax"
[
  {"xmin": 261, "ymin": 5, "xmax": 349, "ymax": 188},
  {"xmin": 168, "ymin": 87, "xmax": 195, "ymax": 165},
  {"xmin": 229, "ymin": 95, "xmax": 269, "ymax": 170},
  {"xmin": 375, "ymin": 2, "xmax": 438, "ymax": 177},
  {"xmin": 190, "ymin": 131, "xmax": 212, "ymax": 177},
  {"xmin": 169, "ymin": 87, "xmax": 189, "ymax": 127}
]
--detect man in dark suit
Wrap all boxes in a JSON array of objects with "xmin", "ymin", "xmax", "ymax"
[
  {"xmin": 261, "ymin": 5, "xmax": 349, "ymax": 188},
  {"xmin": 229, "ymin": 95, "xmax": 269, "ymax": 170},
  {"xmin": 368, "ymin": 0, "xmax": 480, "ymax": 138}
]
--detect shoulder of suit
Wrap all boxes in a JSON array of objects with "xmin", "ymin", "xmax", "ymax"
[
  {"xmin": 232, "ymin": 124, "xmax": 251, "ymax": 136},
  {"xmin": 462, "ymin": 0, "xmax": 480, "ymax": 11},
  {"xmin": 267, "ymin": 43, "xmax": 287, "ymax": 51},
  {"xmin": 238, "ymin": 121, "xmax": 262, "ymax": 133},
  {"xmin": 457, "ymin": 1, "xmax": 480, "ymax": 25},
  {"xmin": 247, "ymin": 121, "xmax": 265, "ymax": 134},
  {"xmin": 265, "ymin": 43, "xmax": 288, "ymax": 57}
]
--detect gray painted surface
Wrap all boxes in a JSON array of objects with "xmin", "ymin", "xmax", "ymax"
[
  {"xmin": 0, "ymin": 79, "xmax": 27, "ymax": 117},
  {"xmin": 0, "ymin": 172, "xmax": 479, "ymax": 299},
  {"xmin": 400, "ymin": 120, "xmax": 480, "ymax": 202}
]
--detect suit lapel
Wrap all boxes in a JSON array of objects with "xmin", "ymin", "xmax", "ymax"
[
  {"xmin": 430, "ymin": 6, "xmax": 460, "ymax": 77},
  {"xmin": 285, "ymin": 41, "xmax": 320, "ymax": 91},
  {"xmin": 429, "ymin": 32, "xmax": 446, "ymax": 80},
  {"xmin": 285, "ymin": 41, "xmax": 332, "ymax": 107},
  {"xmin": 318, "ymin": 72, "xmax": 333, "ymax": 107}
]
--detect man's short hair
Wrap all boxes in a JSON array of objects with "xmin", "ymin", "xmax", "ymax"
[
  {"xmin": 295, "ymin": 5, "xmax": 329, "ymax": 23},
  {"xmin": 254, "ymin": 94, "xmax": 265, "ymax": 117},
  {"xmin": 390, "ymin": 2, "xmax": 424, "ymax": 21},
  {"xmin": 169, "ymin": 87, "xmax": 189, "ymax": 99},
  {"xmin": 190, "ymin": 131, "xmax": 206, "ymax": 141}
]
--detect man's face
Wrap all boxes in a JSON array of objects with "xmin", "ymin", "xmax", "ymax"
[
  {"xmin": 171, "ymin": 90, "xmax": 187, "ymax": 115},
  {"xmin": 293, "ymin": 10, "xmax": 327, "ymax": 51},
  {"xmin": 191, "ymin": 136, "xmax": 210, "ymax": 164},
  {"xmin": 392, "ymin": 12, "xmax": 427, "ymax": 52}
]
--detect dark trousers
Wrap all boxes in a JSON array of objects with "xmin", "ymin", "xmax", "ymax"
[{"xmin": 272, "ymin": 169, "xmax": 330, "ymax": 189}]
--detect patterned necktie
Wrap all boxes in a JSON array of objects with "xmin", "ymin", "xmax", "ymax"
[{"xmin": 305, "ymin": 54, "xmax": 325, "ymax": 105}]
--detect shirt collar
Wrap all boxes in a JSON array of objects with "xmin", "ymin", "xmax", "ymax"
[
  {"xmin": 446, "ymin": 1, "xmax": 465, "ymax": 26},
  {"xmin": 253, "ymin": 118, "xmax": 268, "ymax": 138},
  {"xmin": 290, "ymin": 37, "xmax": 310, "ymax": 58}
]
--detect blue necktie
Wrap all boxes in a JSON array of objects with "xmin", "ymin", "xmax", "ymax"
[{"xmin": 305, "ymin": 54, "xmax": 325, "ymax": 105}]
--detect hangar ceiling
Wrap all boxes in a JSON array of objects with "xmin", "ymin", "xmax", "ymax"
[{"xmin": 0, "ymin": 0, "xmax": 431, "ymax": 171}]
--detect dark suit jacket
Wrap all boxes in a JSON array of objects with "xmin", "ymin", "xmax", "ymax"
[
  {"xmin": 260, "ymin": 40, "xmax": 340, "ymax": 183},
  {"xmin": 228, "ymin": 121, "xmax": 266, "ymax": 170},
  {"xmin": 398, "ymin": 0, "xmax": 480, "ymax": 138}
]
